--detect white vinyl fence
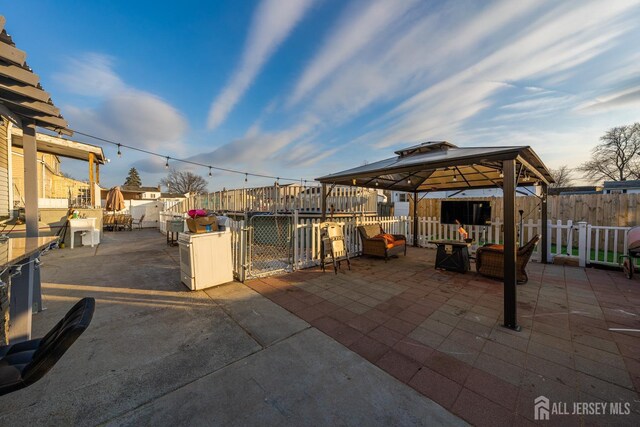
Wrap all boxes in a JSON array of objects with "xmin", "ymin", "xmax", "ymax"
[{"xmin": 158, "ymin": 212, "xmax": 637, "ymax": 281}]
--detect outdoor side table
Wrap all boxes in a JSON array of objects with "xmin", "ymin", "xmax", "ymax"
[
  {"xmin": 166, "ymin": 220, "xmax": 184, "ymax": 246},
  {"xmin": 429, "ymin": 240, "xmax": 470, "ymax": 273}
]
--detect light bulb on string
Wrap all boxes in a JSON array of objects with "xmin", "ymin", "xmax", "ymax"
[
  {"xmin": 375, "ymin": 179, "xmax": 379, "ymax": 187},
  {"xmin": 407, "ymin": 178, "xmax": 412, "ymax": 185},
  {"xmin": 245, "ymin": 173, "xmax": 248, "ymax": 183},
  {"xmin": 499, "ymin": 171, "xmax": 504, "ymax": 178},
  {"xmin": 208, "ymin": 167, "xmax": 212, "ymax": 177},
  {"xmin": 165, "ymin": 157, "xmax": 170, "ymax": 169},
  {"xmin": 453, "ymin": 174, "xmax": 457, "ymax": 182},
  {"xmin": 117, "ymin": 144, "xmax": 122, "ymax": 158}
]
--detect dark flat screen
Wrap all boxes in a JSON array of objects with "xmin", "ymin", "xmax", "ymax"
[{"xmin": 440, "ymin": 201, "xmax": 491, "ymax": 225}]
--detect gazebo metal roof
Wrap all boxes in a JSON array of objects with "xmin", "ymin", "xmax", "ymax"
[{"xmin": 316, "ymin": 141, "xmax": 554, "ymax": 192}]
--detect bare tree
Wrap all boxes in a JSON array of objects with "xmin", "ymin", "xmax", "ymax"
[
  {"xmin": 160, "ymin": 169, "xmax": 208, "ymax": 194},
  {"xmin": 577, "ymin": 123, "xmax": 640, "ymax": 182},
  {"xmin": 549, "ymin": 165, "xmax": 574, "ymax": 188}
]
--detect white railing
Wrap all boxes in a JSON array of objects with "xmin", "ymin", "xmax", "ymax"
[
  {"xmin": 586, "ymin": 224, "xmax": 631, "ymax": 267},
  {"xmin": 203, "ymin": 184, "xmax": 378, "ymax": 214}
]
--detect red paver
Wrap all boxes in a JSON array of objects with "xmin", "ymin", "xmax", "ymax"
[
  {"xmin": 393, "ymin": 337, "xmax": 433, "ymax": 364},
  {"xmin": 247, "ymin": 247, "xmax": 640, "ymax": 425},
  {"xmin": 452, "ymin": 388, "xmax": 515, "ymax": 427},
  {"xmin": 375, "ymin": 350, "xmax": 422, "ymax": 383},
  {"xmin": 349, "ymin": 335, "xmax": 389, "ymax": 363},
  {"xmin": 409, "ymin": 367, "xmax": 462, "ymax": 408}
]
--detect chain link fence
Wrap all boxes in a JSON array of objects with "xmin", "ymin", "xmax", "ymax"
[{"xmin": 247, "ymin": 214, "xmax": 293, "ymax": 278}]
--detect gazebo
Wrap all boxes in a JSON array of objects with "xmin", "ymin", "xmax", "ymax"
[{"xmin": 316, "ymin": 141, "xmax": 554, "ymax": 331}]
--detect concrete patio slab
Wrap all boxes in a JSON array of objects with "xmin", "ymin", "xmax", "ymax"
[
  {"xmin": 0, "ymin": 230, "xmax": 466, "ymax": 426},
  {"xmin": 110, "ymin": 328, "xmax": 464, "ymax": 427}
]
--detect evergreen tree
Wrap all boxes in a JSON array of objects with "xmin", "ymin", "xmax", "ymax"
[{"xmin": 124, "ymin": 168, "xmax": 142, "ymax": 187}]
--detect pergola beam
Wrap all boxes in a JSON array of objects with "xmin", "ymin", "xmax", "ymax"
[
  {"xmin": 0, "ymin": 61, "xmax": 40, "ymax": 86},
  {"xmin": 0, "ymin": 39, "xmax": 27, "ymax": 65},
  {"xmin": 0, "ymin": 75, "xmax": 51, "ymax": 102}
]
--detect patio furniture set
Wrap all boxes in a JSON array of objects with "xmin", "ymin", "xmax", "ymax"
[
  {"xmin": 103, "ymin": 214, "xmax": 145, "ymax": 231},
  {"xmin": 346, "ymin": 222, "xmax": 540, "ymax": 284}
]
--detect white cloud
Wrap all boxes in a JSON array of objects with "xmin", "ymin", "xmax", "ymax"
[
  {"xmin": 53, "ymin": 53, "xmax": 124, "ymax": 96},
  {"xmin": 361, "ymin": 0, "xmax": 639, "ymax": 148},
  {"xmin": 194, "ymin": 117, "xmax": 318, "ymax": 171},
  {"xmin": 207, "ymin": 0, "xmax": 313, "ymax": 129},
  {"xmin": 288, "ymin": 0, "xmax": 420, "ymax": 106},
  {"xmin": 55, "ymin": 53, "xmax": 188, "ymax": 153}
]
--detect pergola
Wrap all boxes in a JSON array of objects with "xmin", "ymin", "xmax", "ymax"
[
  {"xmin": 0, "ymin": 15, "xmax": 73, "ymax": 235},
  {"xmin": 316, "ymin": 141, "xmax": 554, "ymax": 331},
  {"xmin": 11, "ymin": 128, "xmax": 106, "ymax": 206}
]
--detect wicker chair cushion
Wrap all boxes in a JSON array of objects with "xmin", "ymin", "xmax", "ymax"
[{"xmin": 360, "ymin": 224, "xmax": 382, "ymax": 239}]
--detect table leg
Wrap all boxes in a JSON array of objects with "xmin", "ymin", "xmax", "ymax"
[{"xmin": 8, "ymin": 253, "xmax": 36, "ymax": 343}]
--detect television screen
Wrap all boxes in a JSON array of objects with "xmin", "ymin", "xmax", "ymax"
[{"xmin": 440, "ymin": 201, "xmax": 491, "ymax": 225}]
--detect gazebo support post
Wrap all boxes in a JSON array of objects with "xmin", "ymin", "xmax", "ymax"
[
  {"xmin": 541, "ymin": 183, "xmax": 549, "ymax": 264},
  {"xmin": 502, "ymin": 159, "xmax": 520, "ymax": 331},
  {"xmin": 321, "ymin": 183, "xmax": 327, "ymax": 221},
  {"xmin": 412, "ymin": 191, "xmax": 418, "ymax": 247}
]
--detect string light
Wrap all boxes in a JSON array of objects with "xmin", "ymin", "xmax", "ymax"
[
  {"xmin": 375, "ymin": 179, "xmax": 379, "ymax": 187},
  {"xmin": 453, "ymin": 174, "xmax": 457, "ymax": 182},
  {"xmin": 117, "ymin": 144, "xmax": 121, "ymax": 158},
  {"xmin": 499, "ymin": 171, "xmax": 504, "ymax": 178},
  {"xmin": 69, "ymin": 129, "xmax": 311, "ymax": 184},
  {"xmin": 407, "ymin": 178, "xmax": 412, "ymax": 185},
  {"xmin": 245, "ymin": 173, "xmax": 248, "ymax": 183},
  {"xmin": 208, "ymin": 167, "xmax": 212, "ymax": 177}
]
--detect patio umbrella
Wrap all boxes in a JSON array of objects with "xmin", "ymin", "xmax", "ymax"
[{"xmin": 105, "ymin": 186, "xmax": 125, "ymax": 211}]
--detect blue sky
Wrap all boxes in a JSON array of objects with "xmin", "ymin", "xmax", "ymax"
[{"xmin": 4, "ymin": 0, "xmax": 640, "ymax": 190}]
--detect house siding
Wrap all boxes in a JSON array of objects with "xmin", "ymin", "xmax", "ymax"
[{"xmin": 0, "ymin": 117, "xmax": 10, "ymax": 217}]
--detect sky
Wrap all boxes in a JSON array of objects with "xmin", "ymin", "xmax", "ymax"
[{"xmin": 3, "ymin": 0, "xmax": 640, "ymax": 191}]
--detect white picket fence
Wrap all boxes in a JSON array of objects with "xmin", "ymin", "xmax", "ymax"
[
  {"xmin": 292, "ymin": 215, "xmax": 411, "ymax": 269},
  {"xmin": 159, "ymin": 212, "xmax": 636, "ymax": 280}
]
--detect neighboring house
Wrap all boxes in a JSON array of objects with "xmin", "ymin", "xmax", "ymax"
[
  {"xmin": 100, "ymin": 185, "xmax": 163, "ymax": 201},
  {"xmin": 11, "ymin": 145, "xmax": 92, "ymax": 208},
  {"xmin": 602, "ymin": 180, "xmax": 640, "ymax": 194},
  {"xmin": 7, "ymin": 127, "xmax": 105, "ymax": 212},
  {"xmin": 548, "ymin": 186, "xmax": 602, "ymax": 196}
]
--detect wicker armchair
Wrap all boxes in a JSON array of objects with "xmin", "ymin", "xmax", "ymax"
[
  {"xmin": 475, "ymin": 235, "xmax": 540, "ymax": 284},
  {"xmin": 356, "ymin": 224, "xmax": 407, "ymax": 260}
]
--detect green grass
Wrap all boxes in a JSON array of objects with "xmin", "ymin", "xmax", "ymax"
[{"xmin": 550, "ymin": 244, "xmax": 638, "ymax": 265}]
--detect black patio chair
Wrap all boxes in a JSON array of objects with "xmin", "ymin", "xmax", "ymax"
[{"xmin": 0, "ymin": 297, "xmax": 95, "ymax": 396}]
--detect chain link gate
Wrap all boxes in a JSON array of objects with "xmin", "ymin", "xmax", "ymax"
[{"xmin": 247, "ymin": 214, "xmax": 294, "ymax": 279}]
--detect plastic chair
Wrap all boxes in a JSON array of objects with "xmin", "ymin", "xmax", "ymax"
[{"xmin": 0, "ymin": 297, "xmax": 95, "ymax": 396}]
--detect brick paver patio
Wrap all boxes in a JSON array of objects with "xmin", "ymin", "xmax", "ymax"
[{"xmin": 246, "ymin": 247, "xmax": 640, "ymax": 426}]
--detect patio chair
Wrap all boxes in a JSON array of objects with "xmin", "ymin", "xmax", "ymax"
[
  {"xmin": 356, "ymin": 224, "xmax": 407, "ymax": 261},
  {"xmin": 102, "ymin": 214, "xmax": 116, "ymax": 231},
  {"xmin": 132, "ymin": 214, "xmax": 145, "ymax": 230},
  {"xmin": 0, "ymin": 297, "xmax": 95, "ymax": 396},
  {"xmin": 116, "ymin": 214, "xmax": 133, "ymax": 231},
  {"xmin": 320, "ymin": 222, "xmax": 351, "ymax": 274},
  {"xmin": 475, "ymin": 235, "xmax": 540, "ymax": 284}
]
